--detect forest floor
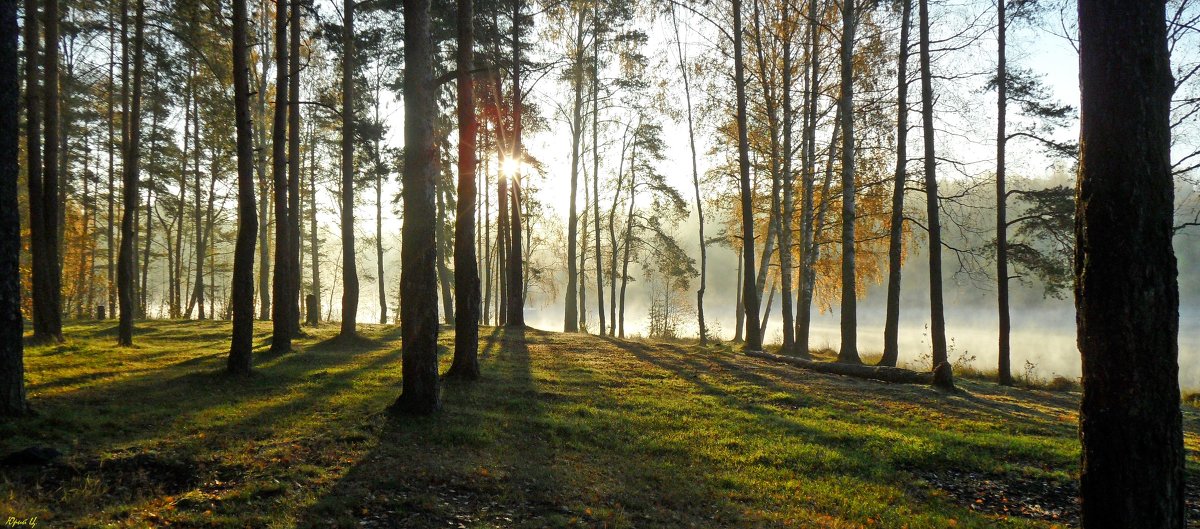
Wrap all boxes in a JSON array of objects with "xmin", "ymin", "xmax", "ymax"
[{"xmin": 2, "ymin": 320, "xmax": 1199, "ymax": 528}]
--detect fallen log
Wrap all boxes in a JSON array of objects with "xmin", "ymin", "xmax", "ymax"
[{"xmin": 744, "ymin": 349, "xmax": 934, "ymax": 385}]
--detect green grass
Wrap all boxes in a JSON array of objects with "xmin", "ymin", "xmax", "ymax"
[{"xmin": 1, "ymin": 320, "xmax": 1196, "ymax": 528}]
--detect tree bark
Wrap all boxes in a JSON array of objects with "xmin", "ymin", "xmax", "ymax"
[
  {"xmin": 40, "ymin": 0, "xmax": 62, "ymax": 339},
  {"xmin": 270, "ymin": 0, "xmax": 292, "ymax": 352},
  {"xmin": 288, "ymin": 0, "xmax": 302, "ymax": 335},
  {"xmin": 229, "ymin": 0, "xmax": 258, "ymax": 374},
  {"xmin": 448, "ymin": 0, "xmax": 480, "ymax": 379},
  {"xmin": 880, "ymin": 0, "xmax": 910, "ymax": 367},
  {"xmin": 1076, "ymin": 1, "xmax": 1182, "ymax": 526},
  {"xmin": 777, "ymin": 1, "xmax": 795, "ymax": 354},
  {"xmin": 563, "ymin": 6, "xmax": 586, "ymax": 333},
  {"xmin": 995, "ymin": 0, "xmax": 1011, "ymax": 385},
  {"xmin": 391, "ymin": 0, "xmax": 441, "ymax": 415},
  {"xmin": 917, "ymin": 0, "xmax": 951, "ymax": 388},
  {"xmin": 733, "ymin": 0, "xmax": 762, "ymax": 351},
  {"xmin": 24, "ymin": 0, "xmax": 46, "ymax": 338},
  {"xmin": 106, "ymin": 3, "xmax": 115, "ymax": 319},
  {"xmin": 505, "ymin": 0, "xmax": 525, "ymax": 327},
  {"xmin": 117, "ymin": 0, "xmax": 145, "ymax": 346},
  {"xmin": 256, "ymin": 3, "xmax": 272, "ymax": 320},
  {"xmin": 591, "ymin": 10, "xmax": 605, "ymax": 336},
  {"xmin": 794, "ymin": 0, "xmax": 821, "ymax": 359},
  {"xmin": 1, "ymin": 0, "xmax": 27, "ymax": 415},
  {"xmin": 339, "ymin": 0, "xmax": 359, "ymax": 338},
  {"xmin": 836, "ymin": 0, "xmax": 860, "ymax": 364}
]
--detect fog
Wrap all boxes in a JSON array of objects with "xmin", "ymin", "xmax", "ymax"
[{"xmin": 521, "ymin": 221, "xmax": 1200, "ymax": 391}]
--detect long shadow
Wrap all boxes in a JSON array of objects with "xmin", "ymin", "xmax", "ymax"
[
  {"xmin": 297, "ymin": 325, "xmax": 566, "ymax": 528},
  {"xmin": 610, "ymin": 339, "xmax": 1079, "ymax": 474}
]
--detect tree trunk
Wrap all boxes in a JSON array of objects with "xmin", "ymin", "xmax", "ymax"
[
  {"xmin": 836, "ymin": 0, "xmax": 860, "ymax": 364},
  {"xmin": 590, "ymin": 13, "xmax": 605, "ymax": 337},
  {"xmin": 995, "ymin": 0, "xmax": 1011, "ymax": 385},
  {"xmin": 309, "ymin": 122, "xmax": 320, "ymax": 324},
  {"xmin": 106, "ymin": 3, "xmax": 115, "ymax": 319},
  {"xmin": 483, "ymin": 126, "xmax": 492, "ymax": 325},
  {"xmin": 256, "ymin": 3, "xmax": 271, "ymax": 320},
  {"xmin": 0, "ymin": 0, "xmax": 27, "ymax": 415},
  {"xmin": 618, "ymin": 153, "xmax": 635, "ymax": 339},
  {"xmin": 917, "ymin": 0, "xmax": 951, "ymax": 388},
  {"xmin": 496, "ymin": 87, "xmax": 508, "ymax": 326},
  {"xmin": 375, "ymin": 104, "xmax": 386, "ymax": 324},
  {"xmin": 732, "ymin": 0, "xmax": 761, "ymax": 351},
  {"xmin": 880, "ymin": 0, "xmax": 910, "ymax": 368},
  {"xmin": 139, "ymin": 186, "xmax": 153, "ymax": 317},
  {"xmin": 746, "ymin": 350, "xmax": 933, "ymax": 384},
  {"xmin": 39, "ymin": 0, "xmax": 62, "ymax": 339},
  {"xmin": 339, "ymin": 0, "xmax": 359, "ymax": 338},
  {"xmin": 672, "ymin": 6, "xmax": 704, "ymax": 345},
  {"xmin": 563, "ymin": 6, "xmax": 586, "ymax": 333},
  {"xmin": 270, "ymin": 0, "xmax": 292, "ymax": 351},
  {"xmin": 734, "ymin": 246, "xmax": 743, "ymax": 342},
  {"xmin": 287, "ymin": 0, "xmax": 302, "ymax": 335},
  {"xmin": 117, "ymin": 0, "xmax": 145, "ymax": 346},
  {"xmin": 794, "ymin": 0, "xmax": 821, "ymax": 359},
  {"xmin": 435, "ymin": 176, "xmax": 454, "ymax": 323},
  {"xmin": 505, "ymin": 0, "xmax": 525, "ymax": 327},
  {"xmin": 448, "ymin": 0, "xmax": 480, "ymax": 379},
  {"xmin": 229, "ymin": 0, "xmax": 258, "ymax": 374},
  {"xmin": 1076, "ymin": 1, "xmax": 1182, "ymax": 526},
  {"xmin": 24, "ymin": 0, "xmax": 46, "ymax": 338},
  {"xmin": 391, "ymin": 0, "xmax": 441, "ymax": 415},
  {"xmin": 777, "ymin": 2, "xmax": 795, "ymax": 354}
]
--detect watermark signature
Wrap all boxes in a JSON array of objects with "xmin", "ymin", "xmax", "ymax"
[{"xmin": 5, "ymin": 517, "xmax": 38, "ymax": 528}]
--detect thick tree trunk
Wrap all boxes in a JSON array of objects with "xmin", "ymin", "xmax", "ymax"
[
  {"xmin": 39, "ymin": 0, "xmax": 62, "ymax": 339},
  {"xmin": 880, "ymin": 0, "xmax": 910, "ymax": 367},
  {"xmin": 229, "ymin": 0, "xmax": 258, "ymax": 374},
  {"xmin": 563, "ymin": 7, "xmax": 585, "ymax": 333},
  {"xmin": 339, "ymin": 0, "xmax": 359, "ymax": 338},
  {"xmin": 505, "ymin": 0, "xmax": 525, "ymax": 327},
  {"xmin": 732, "ymin": 0, "xmax": 761, "ymax": 351},
  {"xmin": 1076, "ymin": 1, "xmax": 1182, "ymax": 527},
  {"xmin": 24, "ymin": 0, "xmax": 47, "ymax": 337},
  {"xmin": 269, "ymin": 0, "xmax": 292, "ymax": 351},
  {"xmin": 117, "ymin": 0, "xmax": 145, "ymax": 346},
  {"xmin": 1, "ymin": 0, "xmax": 27, "ymax": 415},
  {"xmin": 917, "ymin": 0, "xmax": 952, "ymax": 388},
  {"xmin": 995, "ymin": 0, "xmax": 1011, "ymax": 385},
  {"xmin": 836, "ymin": 0, "xmax": 860, "ymax": 364},
  {"xmin": 448, "ymin": 0, "xmax": 480, "ymax": 379},
  {"xmin": 391, "ymin": 0, "xmax": 441, "ymax": 415},
  {"xmin": 288, "ymin": 0, "xmax": 302, "ymax": 335}
]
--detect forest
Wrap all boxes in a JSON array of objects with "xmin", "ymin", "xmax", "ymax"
[{"xmin": 0, "ymin": 0, "xmax": 1198, "ymax": 526}]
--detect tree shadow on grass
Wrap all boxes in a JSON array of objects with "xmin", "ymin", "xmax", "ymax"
[
  {"xmin": 0, "ymin": 321, "xmax": 411, "ymax": 525},
  {"xmin": 299, "ymin": 327, "xmax": 756, "ymax": 529}
]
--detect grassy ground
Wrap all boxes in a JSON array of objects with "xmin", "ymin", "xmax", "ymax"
[{"xmin": 1, "ymin": 320, "xmax": 1197, "ymax": 528}]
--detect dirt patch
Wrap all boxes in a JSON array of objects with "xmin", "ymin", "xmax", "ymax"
[{"xmin": 913, "ymin": 468, "xmax": 1200, "ymax": 527}]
